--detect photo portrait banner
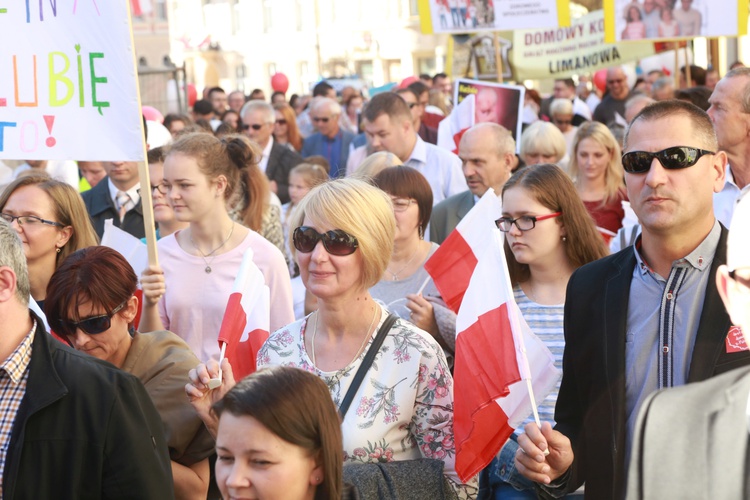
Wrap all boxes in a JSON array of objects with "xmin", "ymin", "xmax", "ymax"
[
  {"xmin": 418, "ymin": 0, "xmax": 570, "ymax": 34},
  {"xmin": 604, "ymin": 0, "xmax": 747, "ymax": 43},
  {"xmin": 0, "ymin": 0, "xmax": 144, "ymax": 161}
]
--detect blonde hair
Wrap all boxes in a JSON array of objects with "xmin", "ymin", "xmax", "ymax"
[
  {"xmin": 550, "ymin": 98, "xmax": 574, "ymax": 117},
  {"xmin": 520, "ymin": 121, "xmax": 567, "ymax": 163},
  {"xmin": 568, "ymin": 122, "xmax": 625, "ymax": 205},
  {"xmin": 289, "ymin": 178, "xmax": 395, "ymax": 289},
  {"xmin": 351, "ymin": 151, "xmax": 403, "ymax": 182}
]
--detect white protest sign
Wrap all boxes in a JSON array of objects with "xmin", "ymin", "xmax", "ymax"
[{"xmin": 0, "ymin": 0, "xmax": 144, "ymax": 161}]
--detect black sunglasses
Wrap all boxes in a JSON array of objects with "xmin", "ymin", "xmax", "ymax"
[
  {"xmin": 54, "ymin": 300, "xmax": 128, "ymax": 337},
  {"xmin": 292, "ymin": 226, "xmax": 359, "ymax": 256},
  {"xmin": 275, "ymin": 119, "xmax": 287, "ymax": 125},
  {"xmin": 241, "ymin": 123, "xmax": 265, "ymax": 131},
  {"xmin": 621, "ymin": 146, "xmax": 714, "ymax": 174},
  {"xmin": 312, "ymin": 117, "xmax": 330, "ymax": 123}
]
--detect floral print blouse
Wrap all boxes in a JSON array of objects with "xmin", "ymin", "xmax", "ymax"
[{"xmin": 257, "ymin": 305, "xmax": 477, "ymax": 498}]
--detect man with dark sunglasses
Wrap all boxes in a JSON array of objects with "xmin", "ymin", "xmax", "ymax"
[
  {"xmin": 515, "ymin": 100, "xmax": 750, "ymax": 499},
  {"xmin": 0, "ymin": 220, "xmax": 173, "ymax": 498},
  {"xmin": 240, "ymin": 100, "xmax": 302, "ymax": 204},
  {"xmin": 300, "ymin": 97, "xmax": 355, "ymax": 178}
]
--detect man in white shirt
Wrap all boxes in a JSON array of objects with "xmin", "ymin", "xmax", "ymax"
[
  {"xmin": 708, "ymin": 67, "xmax": 750, "ymax": 225},
  {"xmin": 362, "ymin": 92, "xmax": 467, "ymax": 205}
]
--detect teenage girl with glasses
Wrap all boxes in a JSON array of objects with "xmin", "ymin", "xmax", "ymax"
[{"xmin": 479, "ymin": 164, "xmax": 608, "ymax": 499}]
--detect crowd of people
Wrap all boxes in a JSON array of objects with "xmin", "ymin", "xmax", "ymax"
[{"xmin": 0, "ymin": 61, "xmax": 749, "ymax": 499}]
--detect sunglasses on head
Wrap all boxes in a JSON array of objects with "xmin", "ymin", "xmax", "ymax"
[
  {"xmin": 54, "ymin": 300, "xmax": 128, "ymax": 337},
  {"xmin": 621, "ymin": 146, "xmax": 715, "ymax": 174},
  {"xmin": 241, "ymin": 123, "xmax": 265, "ymax": 131},
  {"xmin": 292, "ymin": 226, "xmax": 359, "ymax": 256}
]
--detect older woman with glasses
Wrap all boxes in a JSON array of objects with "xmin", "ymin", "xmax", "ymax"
[
  {"xmin": 188, "ymin": 178, "xmax": 477, "ymax": 498},
  {"xmin": 44, "ymin": 246, "xmax": 215, "ymax": 500},
  {"xmin": 0, "ymin": 174, "xmax": 98, "ymax": 313},
  {"xmin": 369, "ymin": 166, "xmax": 457, "ymax": 362}
]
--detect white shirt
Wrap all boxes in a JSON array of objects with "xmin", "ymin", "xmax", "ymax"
[
  {"xmin": 107, "ymin": 178, "xmax": 141, "ymax": 211},
  {"xmin": 714, "ymin": 165, "xmax": 749, "ymax": 228},
  {"xmin": 572, "ymin": 96, "xmax": 593, "ymax": 120},
  {"xmin": 404, "ymin": 136, "xmax": 468, "ymax": 205},
  {"xmin": 258, "ymin": 136, "xmax": 274, "ymax": 174}
]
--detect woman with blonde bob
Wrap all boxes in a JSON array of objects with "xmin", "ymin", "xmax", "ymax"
[
  {"xmin": 0, "ymin": 174, "xmax": 98, "ymax": 309},
  {"xmin": 188, "ymin": 178, "xmax": 476, "ymax": 498},
  {"xmin": 567, "ymin": 121, "xmax": 628, "ymax": 239},
  {"xmin": 213, "ymin": 366, "xmax": 346, "ymax": 500},
  {"xmin": 519, "ymin": 121, "xmax": 568, "ymax": 169}
]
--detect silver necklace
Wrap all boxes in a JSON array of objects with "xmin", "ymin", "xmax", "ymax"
[
  {"xmin": 310, "ymin": 306, "xmax": 379, "ymax": 368},
  {"xmin": 189, "ymin": 223, "xmax": 235, "ymax": 274},
  {"xmin": 387, "ymin": 243, "xmax": 421, "ymax": 281}
]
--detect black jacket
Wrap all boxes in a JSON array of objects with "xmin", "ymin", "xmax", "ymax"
[
  {"xmin": 3, "ymin": 316, "xmax": 174, "ymax": 499},
  {"xmin": 81, "ymin": 177, "xmax": 145, "ymax": 240},
  {"xmin": 551, "ymin": 226, "xmax": 750, "ymax": 499},
  {"xmin": 267, "ymin": 141, "xmax": 303, "ymax": 204}
]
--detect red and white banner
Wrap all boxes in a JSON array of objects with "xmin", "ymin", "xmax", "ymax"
[
  {"xmin": 217, "ymin": 248, "xmax": 271, "ymax": 380},
  {"xmin": 437, "ymin": 94, "xmax": 474, "ymax": 154},
  {"xmin": 425, "ymin": 190, "xmax": 560, "ymax": 482}
]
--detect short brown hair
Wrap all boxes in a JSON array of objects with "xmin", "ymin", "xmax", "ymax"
[
  {"xmin": 45, "ymin": 246, "xmax": 138, "ymax": 325},
  {"xmin": 362, "ymin": 92, "xmax": 411, "ymax": 124},
  {"xmin": 624, "ymin": 99, "xmax": 717, "ymax": 151},
  {"xmin": 212, "ymin": 366, "xmax": 343, "ymax": 500},
  {"xmin": 502, "ymin": 164, "xmax": 609, "ymax": 285},
  {"xmin": 373, "ymin": 166, "xmax": 433, "ymax": 237}
]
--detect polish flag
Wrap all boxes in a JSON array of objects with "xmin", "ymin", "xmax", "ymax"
[
  {"xmin": 424, "ymin": 190, "xmax": 561, "ymax": 482},
  {"xmin": 437, "ymin": 94, "xmax": 475, "ymax": 154},
  {"xmin": 217, "ymin": 248, "xmax": 271, "ymax": 380}
]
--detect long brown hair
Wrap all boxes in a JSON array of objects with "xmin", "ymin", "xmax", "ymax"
[
  {"xmin": 502, "ymin": 164, "xmax": 609, "ymax": 285},
  {"xmin": 0, "ymin": 173, "xmax": 99, "ymax": 268},
  {"xmin": 212, "ymin": 366, "xmax": 343, "ymax": 500},
  {"xmin": 274, "ymin": 102, "xmax": 303, "ymax": 152}
]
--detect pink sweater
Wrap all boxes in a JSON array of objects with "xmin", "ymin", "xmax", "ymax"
[{"xmin": 158, "ymin": 230, "xmax": 294, "ymax": 361}]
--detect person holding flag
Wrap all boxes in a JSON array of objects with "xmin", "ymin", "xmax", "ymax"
[
  {"xmin": 478, "ymin": 164, "xmax": 608, "ymax": 498},
  {"xmin": 187, "ymin": 178, "xmax": 477, "ymax": 498},
  {"xmin": 138, "ymin": 133, "xmax": 293, "ymax": 363}
]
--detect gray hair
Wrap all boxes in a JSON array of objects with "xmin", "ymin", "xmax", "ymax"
[
  {"xmin": 239, "ymin": 100, "xmax": 275, "ymax": 124},
  {"xmin": 550, "ymin": 98, "xmax": 574, "ymax": 116},
  {"xmin": 0, "ymin": 220, "xmax": 30, "ymax": 305},
  {"xmin": 722, "ymin": 67, "xmax": 750, "ymax": 113},
  {"xmin": 462, "ymin": 122, "xmax": 516, "ymax": 159},
  {"xmin": 312, "ymin": 97, "xmax": 342, "ymax": 116},
  {"xmin": 651, "ymin": 76, "xmax": 673, "ymax": 94}
]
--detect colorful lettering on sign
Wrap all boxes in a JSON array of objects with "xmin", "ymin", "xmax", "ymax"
[
  {"xmin": 0, "ymin": 122, "xmax": 18, "ymax": 152},
  {"xmin": 0, "ymin": 116, "xmax": 58, "ymax": 152}
]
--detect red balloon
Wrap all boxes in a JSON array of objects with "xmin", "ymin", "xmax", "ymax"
[
  {"xmin": 186, "ymin": 83, "xmax": 198, "ymax": 107},
  {"xmin": 593, "ymin": 69, "xmax": 607, "ymax": 93},
  {"xmin": 271, "ymin": 73, "xmax": 289, "ymax": 93},
  {"xmin": 141, "ymin": 105, "xmax": 164, "ymax": 123}
]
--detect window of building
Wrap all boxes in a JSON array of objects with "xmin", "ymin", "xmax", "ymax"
[{"xmin": 262, "ymin": 0, "xmax": 273, "ymax": 33}]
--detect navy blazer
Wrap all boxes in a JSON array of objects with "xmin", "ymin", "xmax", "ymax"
[
  {"xmin": 80, "ymin": 177, "xmax": 145, "ymax": 239},
  {"xmin": 300, "ymin": 130, "xmax": 355, "ymax": 178},
  {"xmin": 551, "ymin": 226, "xmax": 750, "ymax": 499}
]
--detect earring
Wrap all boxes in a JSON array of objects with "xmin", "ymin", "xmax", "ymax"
[
  {"xmin": 418, "ymin": 226, "xmax": 424, "ymax": 240},
  {"xmin": 562, "ymin": 236, "xmax": 567, "ymax": 242},
  {"xmin": 56, "ymin": 247, "xmax": 61, "ymax": 253}
]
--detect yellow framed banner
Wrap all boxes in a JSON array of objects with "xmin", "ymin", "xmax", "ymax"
[{"xmin": 418, "ymin": 0, "xmax": 570, "ymax": 34}]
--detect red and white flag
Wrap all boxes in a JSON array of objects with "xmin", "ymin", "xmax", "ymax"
[
  {"xmin": 437, "ymin": 94, "xmax": 475, "ymax": 154},
  {"xmin": 424, "ymin": 190, "xmax": 560, "ymax": 482},
  {"xmin": 217, "ymin": 248, "xmax": 271, "ymax": 380}
]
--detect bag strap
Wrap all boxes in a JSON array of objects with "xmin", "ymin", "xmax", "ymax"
[{"xmin": 339, "ymin": 312, "xmax": 398, "ymax": 419}]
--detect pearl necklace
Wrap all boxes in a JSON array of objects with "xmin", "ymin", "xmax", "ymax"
[
  {"xmin": 189, "ymin": 223, "xmax": 235, "ymax": 274},
  {"xmin": 310, "ymin": 306, "xmax": 379, "ymax": 368}
]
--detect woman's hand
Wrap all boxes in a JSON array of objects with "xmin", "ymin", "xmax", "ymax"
[
  {"xmin": 185, "ymin": 358, "xmax": 236, "ymax": 439},
  {"xmin": 406, "ymin": 293, "xmax": 438, "ymax": 336},
  {"xmin": 140, "ymin": 265, "xmax": 166, "ymax": 307}
]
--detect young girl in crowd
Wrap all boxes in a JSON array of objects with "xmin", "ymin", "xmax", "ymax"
[
  {"xmin": 658, "ymin": 7, "xmax": 680, "ymax": 38},
  {"xmin": 212, "ymin": 366, "xmax": 351, "ymax": 500},
  {"xmin": 568, "ymin": 121, "xmax": 629, "ymax": 242},
  {"xmin": 144, "ymin": 147, "xmax": 188, "ymax": 241},
  {"xmin": 139, "ymin": 132, "xmax": 294, "ymax": 362},
  {"xmin": 479, "ymin": 164, "xmax": 609, "ymax": 498},
  {"xmin": 622, "ymin": 5, "xmax": 646, "ymax": 40},
  {"xmin": 282, "ymin": 163, "xmax": 329, "ymax": 319}
]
